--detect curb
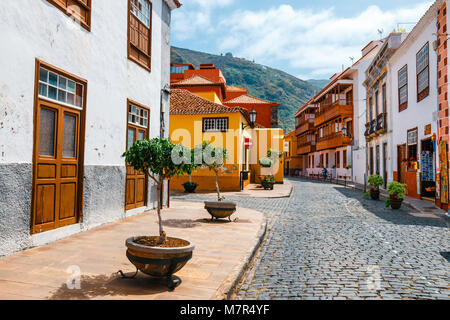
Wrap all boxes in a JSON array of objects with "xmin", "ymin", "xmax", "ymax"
[{"xmin": 211, "ymin": 217, "xmax": 268, "ymax": 300}]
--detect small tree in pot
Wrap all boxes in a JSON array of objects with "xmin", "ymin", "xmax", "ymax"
[
  {"xmin": 182, "ymin": 149, "xmax": 200, "ymax": 193},
  {"xmin": 196, "ymin": 142, "xmax": 236, "ymax": 221},
  {"xmin": 368, "ymin": 174, "xmax": 384, "ymax": 200},
  {"xmin": 385, "ymin": 181, "xmax": 407, "ymax": 210},
  {"xmin": 121, "ymin": 138, "xmax": 196, "ymax": 289}
]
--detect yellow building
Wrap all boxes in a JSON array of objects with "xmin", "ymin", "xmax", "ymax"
[
  {"xmin": 169, "ymin": 89, "xmax": 284, "ymax": 192},
  {"xmin": 283, "ymin": 130, "xmax": 302, "ymax": 176}
]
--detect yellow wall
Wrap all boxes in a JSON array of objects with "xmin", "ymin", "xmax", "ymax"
[
  {"xmin": 250, "ymin": 128, "xmax": 285, "ymax": 184},
  {"xmin": 194, "ymin": 92, "xmax": 223, "ymax": 104},
  {"xmin": 169, "ymin": 112, "xmax": 250, "ymax": 192},
  {"xmin": 169, "ymin": 114, "xmax": 285, "ymax": 192}
]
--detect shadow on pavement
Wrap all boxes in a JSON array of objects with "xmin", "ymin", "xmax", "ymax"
[
  {"xmin": 48, "ymin": 272, "xmax": 175, "ymax": 300},
  {"xmin": 333, "ymin": 186, "xmax": 447, "ymax": 228}
]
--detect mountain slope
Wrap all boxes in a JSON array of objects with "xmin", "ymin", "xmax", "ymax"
[{"xmin": 171, "ymin": 46, "xmax": 320, "ymax": 132}]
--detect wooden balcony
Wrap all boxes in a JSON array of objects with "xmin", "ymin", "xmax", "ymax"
[
  {"xmin": 297, "ymin": 143, "xmax": 316, "ymax": 155},
  {"xmin": 316, "ymin": 133, "xmax": 351, "ymax": 151},
  {"xmin": 295, "ymin": 119, "xmax": 315, "ymax": 136},
  {"xmin": 314, "ymin": 101, "xmax": 353, "ymax": 127}
]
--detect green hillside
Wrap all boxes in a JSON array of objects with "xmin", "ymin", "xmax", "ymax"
[{"xmin": 171, "ymin": 46, "xmax": 321, "ymax": 132}]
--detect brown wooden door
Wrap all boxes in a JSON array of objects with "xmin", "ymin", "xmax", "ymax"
[
  {"xmin": 32, "ymin": 100, "xmax": 81, "ymax": 234},
  {"xmin": 125, "ymin": 125, "xmax": 147, "ymax": 210},
  {"xmin": 398, "ymin": 144, "xmax": 407, "ymax": 184}
]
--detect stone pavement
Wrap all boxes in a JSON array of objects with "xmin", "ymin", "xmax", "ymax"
[
  {"xmin": 171, "ymin": 181, "xmax": 293, "ymax": 199},
  {"xmin": 174, "ymin": 178, "xmax": 450, "ymax": 300},
  {"xmin": 0, "ymin": 202, "xmax": 265, "ymax": 300}
]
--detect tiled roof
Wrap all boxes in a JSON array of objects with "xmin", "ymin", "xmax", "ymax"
[
  {"xmin": 170, "ymin": 89, "xmax": 250, "ymax": 122},
  {"xmin": 227, "ymin": 85, "xmax": 247, "ymax": 92},
  {"xmin": 172, "ymin": 75, "xmax": 220, "ymax": 87},
  {"xmin": 226, "ymin": 94, "xmax": 277, "ymax": 105}
]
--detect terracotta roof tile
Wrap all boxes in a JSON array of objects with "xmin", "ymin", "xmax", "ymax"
[
  {"xmin": 170, "ymin": 89, "xmax": 251, "ymax": 122},
  {"xmin": 226, "ymin": 94, "xmax": 277, "ymax": 105},
  {"xmin": 227, "ymin": 85, "xmax": 247, "ymax": 92},
  {"xmin": 172, "ymin": 75, "xmax": 220, "ymax": 86}
]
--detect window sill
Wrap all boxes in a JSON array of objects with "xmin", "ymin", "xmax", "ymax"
[{"xmin": 128, "ymin": 56, "xmax": 152, "ymax": 73}]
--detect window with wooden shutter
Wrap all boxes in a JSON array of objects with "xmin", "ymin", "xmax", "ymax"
[
  {"xmin": 128, "ymin": 0, "xmax": 152, "ymax": 72},
  {"xmin": 416, "ymin": 42, "xmax": 429, "ymax": 102},
  {"xmin": 398, "ymin": 65, "xmax": 408, "ymax": 112},
  {"xmin": 47, "ymin": 0, "xmax": 91, "ymax": 31}
]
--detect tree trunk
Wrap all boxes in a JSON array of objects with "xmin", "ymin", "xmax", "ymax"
[
  {"xmin": 215, "ymin": 170, "xmax": 221, "ymax": 201},
  {"xmin": 156, "ymin": 179, "xmax": 164, "ymax": 237}
]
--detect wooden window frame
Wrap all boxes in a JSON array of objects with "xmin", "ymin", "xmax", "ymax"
[
  {"xmin": 202, "ymin": 117, "xmax": 229, "ymax": 133},
  {"xmin": 398, "ymin": 65, "xmax": 408, "ymax": 112},
  {"xmin": 416, "ymin": 42, "xmax": 430, "ymax": 102},
  {"xmin": 125, "ymin": 99, "xmax": 150, "ymax": 210},
  {"xmin": 31, "ymin": 59, "xmax": 88, "ymax": 233},
  {"xmin": 127, "ymin": 0, "xmax": 153, "ymax": 72},
  {"xmin": 47, "ymin": 0, "xmax": 92, "ymax": 31}
]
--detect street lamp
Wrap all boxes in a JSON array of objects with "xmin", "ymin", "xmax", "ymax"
[{"xmin": 242, "ymin": 109, "xmax": 257, "ymax": 129}]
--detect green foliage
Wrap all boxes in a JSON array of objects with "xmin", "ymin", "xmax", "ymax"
[
  {"xmin": 368, "ymin": 174, "xmax": 384, "ymax": 189},
  {"xmin": 346, "ymin": 164, "xmax": 352, "ymax": 169},
  {"xmin": 387, "ymin": 181, "xmax": 407, "ymax": 198},
  {"xmin": 262, "ymin": 175, "xmax": 275, "ymax": 182},
  {"xmin": 259, "ymin": 157, "xmax": 274, "ymax": 168},
  {"xmin": 182, "ymin": 182, "xmax": 198, "ymax": 188},
  {"xmin": 122, "ymin": 138, "xmax": 194, "ymax": 182},
  {"xmin": 385, "ymin": 196, "xmax": 391, "ymax": 208},
  {"xmin": 267, "ymin": 149, "xmax": 283, "ymax": 159},
  {"xmin": 171, "ymin": 46, "xmax": 321, "ymax": 132},
  {"xmin": 195, "ymin": 141, "xmax": 228, "ymax": 173},
  {"xmin": 364, "ymin": 191, "xmax": 370, "ymax": 200}
]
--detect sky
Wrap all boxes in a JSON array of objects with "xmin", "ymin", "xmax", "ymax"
[{"xmin": 171, "ymin": 0, "xmax": 434, "ymax": 80}]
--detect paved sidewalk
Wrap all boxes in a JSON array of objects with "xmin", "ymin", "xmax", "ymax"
[
  {"xmin": 0, "ymin": 202, "xmax": 265, "ymax": 300},
  {"xmin": 171, "ymin": 181, "xmax": 293, "ymax": 199}
]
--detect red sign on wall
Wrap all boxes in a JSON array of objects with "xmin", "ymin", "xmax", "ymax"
[{"xmin": 244, "ymin": 138, "xmax": 253, "ymax": 149}]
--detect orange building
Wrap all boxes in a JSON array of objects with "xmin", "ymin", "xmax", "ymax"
[
  {"xmin": 170, "ymin": 62, "xmax": 280, "ymax": 129},
  {"xmin": 224, "ymin": 94, "xmax": 280, "ymax": 129}
]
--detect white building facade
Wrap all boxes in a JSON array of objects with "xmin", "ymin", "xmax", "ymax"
[
  {"xmin": 0, "ymin": 0, "xmax": 181, "ymax": 256},
  {"xmin": 388, "ymin": 0, "xmax": 441, "ymax": 201}
]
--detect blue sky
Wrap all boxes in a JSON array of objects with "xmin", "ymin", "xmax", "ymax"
[{"xmin": 172, "ymin": 0, "xmax": 433, "ymax": 80}]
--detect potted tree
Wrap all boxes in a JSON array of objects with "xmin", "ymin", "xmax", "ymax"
[
  {"xmin": 182, "ymin": 148, "xmax": 199, "ymax": 193},
  {"xmin": 198, "ymin": 142, "xmax": 236, "ymax": 221},
  {"xmin": 121, "ymin": 138, "xmax": 196, "ymax": 290},
  {"xmin": 385, "ymin": 181, "xmax": 407, "ymax": 210},
  {"xmin": 368, "ymin": 174, "xmax": 384, "ymax": 200},
  {"xmin": 260, "ymin": 175, "xmax": 275, "ymax": 190}
]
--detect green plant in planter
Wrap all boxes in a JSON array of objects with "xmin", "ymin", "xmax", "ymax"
[
  {"xmin": 195, "ymin": 141, "xmax": 228, "ymax": 202},
  {"xmin": 261, "ymin": 175, "xmax": 275, "ymax": 182},
  {"xmin": 259, "ymin": 157, "xmax": 274, "ymax": 168},
  {"xmin": 346, "ymin": 164, "xmax": 352, "ymax": 169},
  {"xmin": 122, "ymin": 138, "xmax": 195, "ymax": 244},
  {"xmin": 385, "ymin": 181, "xmax": 407, "ymax": 208},
  {"xmin": 368, "ymin": 174, "xmax": 384, "ymax": 190},
  {"xmin": 267, "ymin": 149, "xmax": 283, "ymax": 160}
]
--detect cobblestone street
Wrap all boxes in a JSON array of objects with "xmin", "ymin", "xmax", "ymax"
[{"xmin": 172, "ymin": 178, "xmax": 450, "ymax": 300}]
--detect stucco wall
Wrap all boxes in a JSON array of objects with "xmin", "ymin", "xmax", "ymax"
[
  {"xmin": 0, "ymin": 0, "xmax": 172, "ymax": 256},
  {"xmin": 389, "ymin": 18, "xmax": 439, "ymax": 178}
]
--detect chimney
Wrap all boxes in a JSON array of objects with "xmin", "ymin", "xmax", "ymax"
[{"xmin": 199, "ymin": 64, "xmax": 216, "ymax": 70}]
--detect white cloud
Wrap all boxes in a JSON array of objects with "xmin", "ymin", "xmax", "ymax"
[
  {"xmin": 172, "ymin": 0, "xmax": 235, "ymax": 41},
  {"xmin": 217, "ymin": 2, "xmax": 433, "ymax": 79}
]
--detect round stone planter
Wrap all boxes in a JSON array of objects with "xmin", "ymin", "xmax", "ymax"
[
  {"xmin": 390, "ymin": 197, "xmax": 403, "ymax": 210},
  {"xmin": 182, "ymin": 183, "xmax": 198, "ymax": 193},
  {"xmin": 204, "ymin": 201, "xmax": 237, "ymax": 221},
  {"xmin": 370, "ymin": 189, "xmax": 380, "ymax": 200},
  {"xmin": 261, "ymin": 180, "xmax": 275, "ymax": 190},
  {"xmin": 125, "ymin": 236, "xmax": 195, "ymax": 290}
]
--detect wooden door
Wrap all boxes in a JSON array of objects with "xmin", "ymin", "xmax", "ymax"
[
  {"xmin": 398, "ymin": 144, "xmax": 407, "ymax": 184},
  {"xmin": 32, "ymin": 100, "xmax": 81, "ymax": 234},
  {"xmin": 125, "ymin": 125, "xmax": 148, "ymax": 210}
]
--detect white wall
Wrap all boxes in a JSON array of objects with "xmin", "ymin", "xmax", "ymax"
[
  {"xmin": 0, "ymin": 0, "xmax": 167, "ymax": 166},
  {"xmin": 389, "ymin": 16, "xmax": 439, "ymax": 177}
]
